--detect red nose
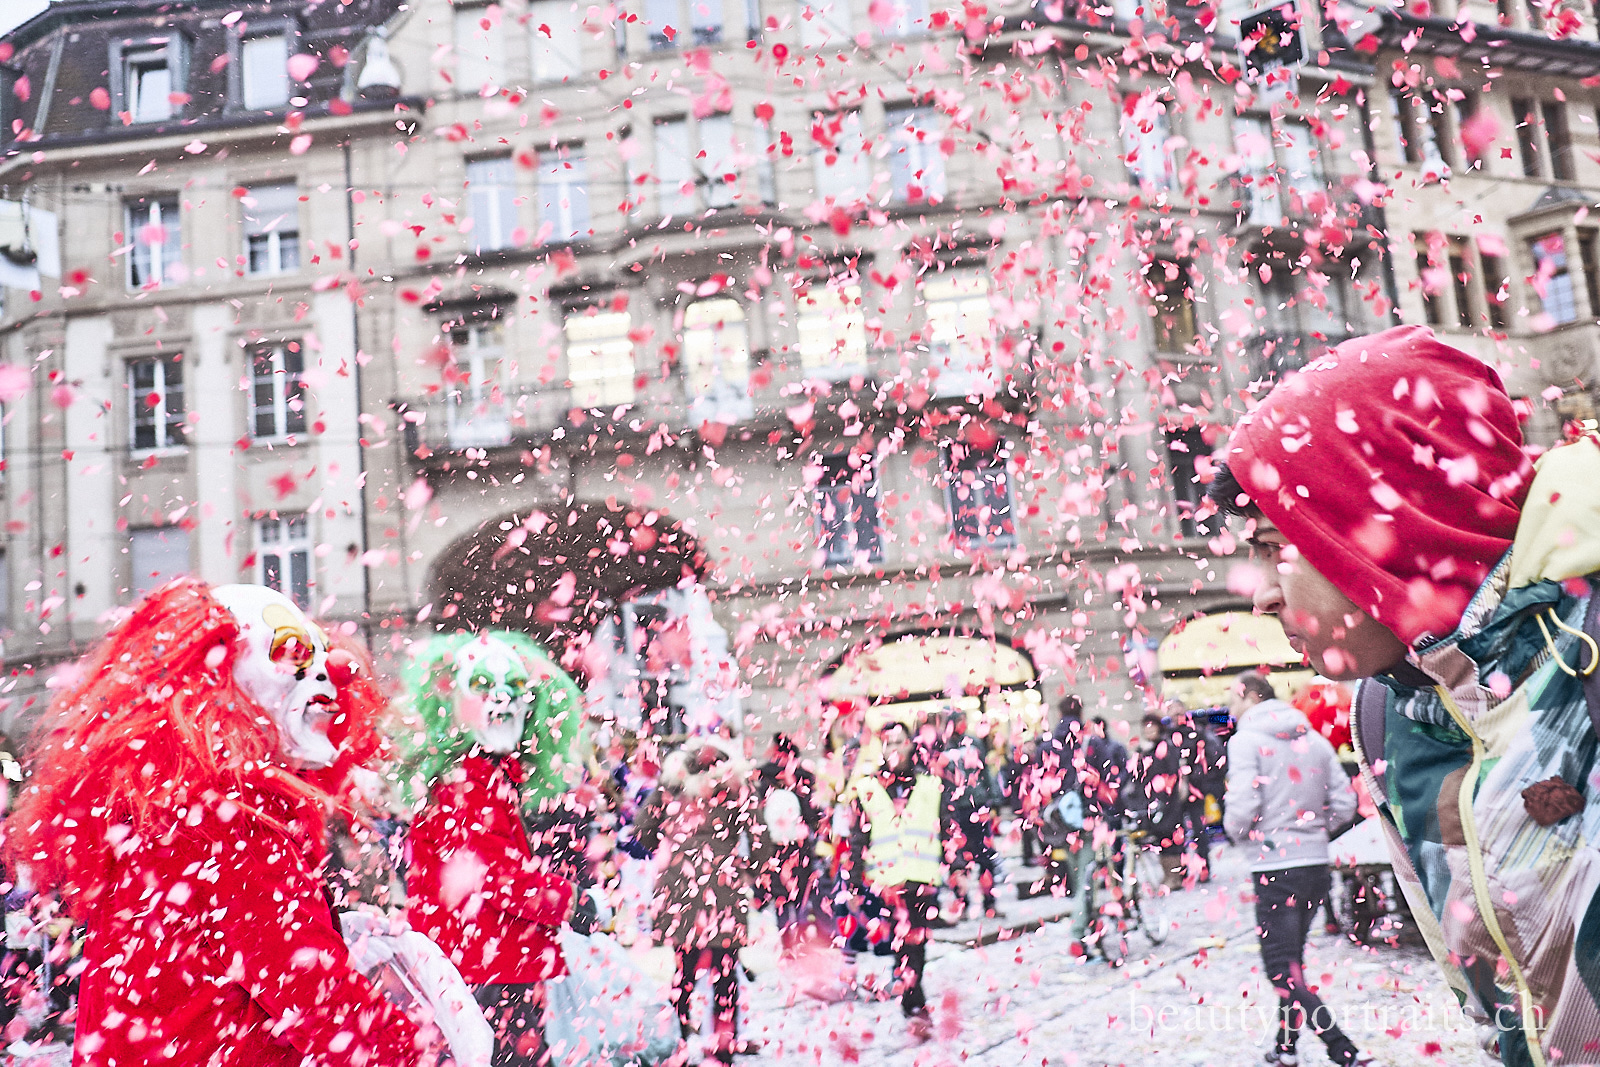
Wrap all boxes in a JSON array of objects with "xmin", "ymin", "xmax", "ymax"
[{"xmin": 326, "ymin": 648, "xmax": 359, "ymax": 688}]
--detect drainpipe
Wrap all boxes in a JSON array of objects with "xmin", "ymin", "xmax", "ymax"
[{"xmin": 343, "ymin": 139, "xmax": 374, "ymax": 640}]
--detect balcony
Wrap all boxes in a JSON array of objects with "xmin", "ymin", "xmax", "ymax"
[{"xmin": 396, "ymin": 385, "xmax": 574, "ymax": 455}]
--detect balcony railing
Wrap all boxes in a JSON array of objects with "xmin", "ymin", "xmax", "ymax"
[{"xmin": 396, "ymin": 385, "xmax": 574, "ymax": 454}]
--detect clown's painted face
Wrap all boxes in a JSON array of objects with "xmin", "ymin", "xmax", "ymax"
[
  {"xmin": 214, "ymin": 584, "xmax": 341, "ymax": 769},
  {"xmin": 452, "ymin": 636, "xmax": 533, "ymax": 754}
]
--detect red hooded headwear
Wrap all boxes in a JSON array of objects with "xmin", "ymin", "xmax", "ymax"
[{"xmin": 1225, "ymin": 325, "xmax": 1533, "ymax": 646}]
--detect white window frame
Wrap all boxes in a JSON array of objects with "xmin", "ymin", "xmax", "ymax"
[
  {"xmin": 126, "ymin": 196, "xmax": 181, "ymax": 289},
  {"xmin": 684, "ymin": 297, "xmax": 752, "ymax": 422},
  {"xmin": 466, "ymin": 156, "xmax": 518, "ymax": 253},
  {"xmin": 242, "ymin": 183, "xmax": 300, "ymax": 276},
  {"xmin": 447, "ymin": 323, "xmax": 512, "ymax": 447},
  {"xmin": 814, "ymin": 453, "xmax": 884, "ymax": 567},
  {"xmin": 127, "ymin": 47, "xmax": 173, "ymax": 123},
  {"xmin": 796, "ymin": 280, "xmax": 867, "ymax": 378},
  {"xmin": 655, "ymin": 117, "xmax": 696, "ymax": 215},
  {"xmin": 530, "ymin": 0, "xmax": 584, "ymax": 82},
  {"xmin": 129, "ymin": 526, "xmax": 191, "ymax": 601},
  {"xmin": 240, "ymin": 34, "xmax": 290, "ymax": 110},
  {"xmin": 943, "ymin": 441, "xmax": 1017, "ymax": 551},
  {"xmin": 922, "ymin": 270, "xmax": 995, "ymax": 398},
  {"xmin": 256, "ymin": 514, "xmax": 313, "ymax": 609},
  {"xmin": 454, "ymin": 4, "xmax": 507, "ymax": 93},
  {"xmin": 251, "ymin": 342, "xmax": 307, "ymax": 441},
  {"xmin": 565, "ymin": 307, "xmax": 636, "ymax": 408},
  {"xmin": 128, "ymin": 355, "xmax": 186, "ymax": 453},
  {"xmin": 886, "ymin": 106, "xmax": 945, "ymax": 204},
  {"xmin": 812, "ymin": 110, "xmax": 871, "ymax": 205},
  {"xmin": 883, "ymin": 0, "xmax": 930, "ymax": 36},
  {"xmin": 1120, "ymin": 91, "xmax": 1173, "ymax": 190},
  {"xmin": 538, "ymin": 146, "xmax": 590, "ymax": 242},
  {"xmin": 799, "ymin": 0, "xmax": 852, "ymax": 47}
]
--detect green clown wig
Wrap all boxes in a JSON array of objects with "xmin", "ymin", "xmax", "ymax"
[{"xmin": 394, "ymin": 630, "xmax": 583, "ymax": 816}]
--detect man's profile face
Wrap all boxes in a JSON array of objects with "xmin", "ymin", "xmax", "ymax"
[{"xmin": 1248, "ymin": 519, "xmax": 1408, "ymax": 680}]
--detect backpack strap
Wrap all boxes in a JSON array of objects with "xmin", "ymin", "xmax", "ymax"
[
  {"xmin": 1583, "ymin": 577, "xmax": 1600, "ymax": 740},
  {"xmin": 1353, "ymin": 677, "xmax": 1388, "ymax": 800}
]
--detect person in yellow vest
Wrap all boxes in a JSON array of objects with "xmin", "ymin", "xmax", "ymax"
[{"xmin": 844, "ymin": 720, "xmax": 952, "ymax": 1039}]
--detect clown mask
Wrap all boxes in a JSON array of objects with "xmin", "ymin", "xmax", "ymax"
[
  {"xmin": 451, "ymin": 636, "xmax": 533, "ymax": 755},
  {"xmin": 214, "ymin": 584, "xmax": 343, "ymax": 769}
]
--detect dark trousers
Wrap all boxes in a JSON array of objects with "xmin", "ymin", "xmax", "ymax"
[
  {"xmin": 673, "ymin": 945, "xmax": 740, "ymax": 1050},
  {"xmin": 476, "ymin": 982, "xmax": 548, "ymax": 1067},
  {"xmin": 1254, "ymin": 866, "xmax": 1357, "ymax": 1062},
  {"xmin": 1183, "ymin": 797, "xmax": 1211, "ymax": 866}
]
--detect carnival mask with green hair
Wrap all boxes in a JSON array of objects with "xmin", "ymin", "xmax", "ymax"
[{"xmin": 397, "ymin": 630, "xmax": 582, "ymax": 811}]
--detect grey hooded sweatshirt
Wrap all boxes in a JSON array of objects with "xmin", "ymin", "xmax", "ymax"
[{"xmin": 1223, "ymin": 698, "xmax": 1358, "ymax": 872}]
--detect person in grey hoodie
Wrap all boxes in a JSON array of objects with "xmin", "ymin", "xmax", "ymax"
[{"xmin": 1224, "ymin": 671, "xmax": 1374, "ymax": 1067}]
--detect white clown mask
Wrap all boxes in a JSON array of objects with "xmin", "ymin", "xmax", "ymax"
[
  {"xmin": 451, "ymin": 636, "xmax": 534, "ymax": 755},
  {"xmin": 214, "ymin": 584, "xmax": 342, "ymax": 769}
]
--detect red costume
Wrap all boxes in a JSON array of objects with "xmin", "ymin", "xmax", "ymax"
[
  {"xmin": 406, "ymin": 754, "xmax": 574, "ymax": 985},
  {"xmin": 5, "ymin": 579, "xmax": 423, "ymax": 1067}
]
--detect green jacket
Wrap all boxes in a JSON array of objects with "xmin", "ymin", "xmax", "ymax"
[{"xmin": 1358, "ymin": 439, "xmax": 1600, "ymax": 1067}]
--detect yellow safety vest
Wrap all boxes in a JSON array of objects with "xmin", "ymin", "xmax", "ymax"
[{"xmin": 856, "ymin": 775, "xmax": 944, "ymax": 889}]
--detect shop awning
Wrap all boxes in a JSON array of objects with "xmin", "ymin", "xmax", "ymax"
[
  {"xmin": 823, "ymin": 633, "xmax": 1036, "ymax": 703},
  {"xmin": 1158, "ymin": 611, "xmax": 1311, "ymax": 708}
]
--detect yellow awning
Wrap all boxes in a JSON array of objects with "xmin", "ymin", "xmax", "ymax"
[
  {"xmin": 824, "ymin": 634, "xmax": 1036, "ymax": 702},
  {"xmin": 1157, "ymin": 611, "xmax": 1310, "ymax": 708}
]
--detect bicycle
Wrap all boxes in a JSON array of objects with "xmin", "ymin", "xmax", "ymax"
[{"xmin": 1082, "ymin": 828, "xmax": 1173, "ymax": 965}]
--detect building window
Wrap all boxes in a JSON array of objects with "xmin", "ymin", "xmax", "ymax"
[
  {"xmin": 1531, "ymin": 232, "xmax": 1579, "ymax": 326},
  {"xmin": 1233, "ymin": 116, "xmax": 1321, "ymax": 225},
  {"xmin": 944, "ymin": 440, "xmax": 1015, "ymax": 551},
  {"xmin": 1146, "ymin": 258, "xmax": 1196, "ymax": 352},
  {"xmin": 466, "ymin": 156, "xmax": 518, "ymax": 253},
  {"xmin": 129, "ymin": 527, "xmax": 190, "ymax": 601},
  {"xmin": 1394, "ymin": 93, "xmax": 1448, "ymax": 174},
  {"xmin": 1251, "ymin": 269, "xmax": 1350, "ymax": 378},
  {"xmin": 251, "ymin": 342, "xmax": 306, "ymax": 440},
  {"xmin": 1415, "ymin": 234, "xmax": 1445, "ymax": 327},
  {"xmin": 646, "ymin": 0, "xmax": 751, "ymax": 48},
  {"xmin": 797, "ymin": 280, "xmax": 867, "ymax": 378},
  {"xmin": 125, "ymin": 46, "xmax": 174, "ymax": 123},
  {"xmin": 683, "ymin": 297, "xmax": 750, "ymax": 408},
  {"xmin": 257, "ymin": 514, "xmax": 312, "ymax": 609},
  {"xmin": 1545, "ymin": 101, "xmax": 1576, "ymax": 181},
  {"xmin": 455, "ymin": 4, "xmax": 506, "ymax": 92},
  {"xmin": 1120, "ymin": 92, "xmax": 1172, "ymax": 190},
  {"xmin": 923, "ymin": 270, "xmax": 993, "ymax": 397},
  {"xmin": 0, "ymin": 551, "xmax": 11, "ymax": 633},
  {"xmin": 1448, "ymin": 236, "xmax": 1475, "ymax": 330},
  {"xmin": 240, "ymin": 34, "xmax": 289, "ymax": 109},
  {"xmin": 126, "ymin": 196, "xmax": 181, "ymax": 289},
  {"xmin": 882, "ymin": 0, "xmax": 930, "ymax": 36},
  {"xmin": 813, "ymin": 110, "xmax": 871, "ymax": 205},
  {"xmin": 446, "ymin": 323, "xmax": 511, "ymax": 448},
  {"xmin": 565, "ymin": 308, "xmax": 636, "ymax": 408},
  {"xmin": 799, "ymin": 0, "xmax": 852, "ymax": 46},
  {"xmin": 655, "ymin": 117, "xmax": 695, "ymax": 215},
  {"xmin": 538, "ymin": 146, "xmax": 590, "ymax": 243},
  {"xmin": 1482, "ymin": 247, "xmax": 1510, "ymax": 330},
  {"xmin": 654, "ymin": 115, "xmax": 739, "ymax": 214},
  {"xmin": 1513, "ymin": 99, "xmax": 1575, "ymax": 181},
  {"xmin": 242, "ymin": 184, "xmax": 300, "ymax": 276},
  {"xmin": 814, "ymin": 452, "xmax": 883, "ymax": 567},
  {"xmin": 886, "ymin": 106, "xmax": 945, "ymax": 204},
  {"xmin": 529, "ymin": 0, "xmax": 584, "ymax": 82},
  {"xmin": 128, "ymin": 355, "xmax": 185, "ymax": 452},
  {"xmin": 1166, "ymin": 428, "xmax": 1213, "ymax": 539}
]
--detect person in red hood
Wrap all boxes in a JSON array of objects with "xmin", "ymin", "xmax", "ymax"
[
  {"xmin": 1205, "ymin": 325, "xmax": 1600, "ymax": 1067},
  {"xmin": 5, "ymin": 579, "xmax": 429, "ymax": 1067},
  {"xmin": 1212, "ymin": 324, "xmax": 1531, "ymax": 680}
]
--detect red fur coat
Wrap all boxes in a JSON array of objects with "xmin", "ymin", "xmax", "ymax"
[
  {"xmin": 72, "ymin": 798, "xmax": 421, "ymax": 1067},
  {"xmin": 406, "ymin": 754, "xmax": 573, "ymax": 985}
]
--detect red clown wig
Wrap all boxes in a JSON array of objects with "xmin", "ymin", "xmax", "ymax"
[{"xmin": 6, "ymin": 577, "xmax": 389, "ymax": 910}]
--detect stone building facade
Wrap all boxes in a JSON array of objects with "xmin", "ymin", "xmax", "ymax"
[{"xmin": 5, "ymin": 0, "xmax": 1530, "ymax": 736}]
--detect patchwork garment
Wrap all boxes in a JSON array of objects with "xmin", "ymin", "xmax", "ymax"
[{"xmin": 1357, "ymin": 440, "xmax": 1600, "ymax": 1067}]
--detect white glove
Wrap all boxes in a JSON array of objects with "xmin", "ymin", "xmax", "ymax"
[{"xmin": 341, "ymin": 910, "xmax": 494, "ymax": 1067}]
